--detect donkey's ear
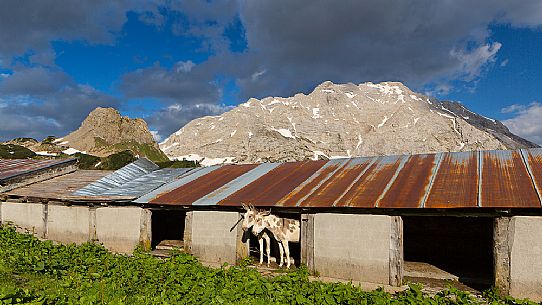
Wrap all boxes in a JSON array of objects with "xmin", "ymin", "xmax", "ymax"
[{"xmin": 241, "ymin": 203, "xmax": 249, "ymax": 210}]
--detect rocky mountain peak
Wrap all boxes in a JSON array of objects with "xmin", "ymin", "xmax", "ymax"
[
  {"xmin": 160, "ymin": 81, "xmax": 536, "ymax": 166},
  {"xmin": 60, "ymin": 107, "xmax": 167, "ymax": 161}
]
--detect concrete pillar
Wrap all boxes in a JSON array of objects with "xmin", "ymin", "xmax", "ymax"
[
  {"xmin": 190, "ymin": 211, "xmax": 239, "ymax": 264},
  {"xmin": 313, "ymin": 213, "xmax": 401, "ymax": 285},
  {"xmin": 0, "ymin": 201, "xmax": 46, "ymax": 238}
]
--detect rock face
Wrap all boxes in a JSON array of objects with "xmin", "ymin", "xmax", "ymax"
[
  {"xmin": 61, "ymin": 107, "xmax": 167, "ymax": 161},
  {"xmin": 160, "ymin": 81, "xmax": 537, "ymax": 165}
]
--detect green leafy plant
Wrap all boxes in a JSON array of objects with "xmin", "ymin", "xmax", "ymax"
[{"xmin": 0, "ymin": 225, "xmax": 539, "ymax": 305}]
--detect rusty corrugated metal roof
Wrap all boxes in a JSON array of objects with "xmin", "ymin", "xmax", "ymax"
[
  {"xmin": 480, "ymin": 150, "xmax": 540, "ymax": 208},
  {"xmin": 136, "ymin": 148, "xmax": 542, "ymax": 209},
  {"xmin": 0, "ymin": 158, "xmax": 76, "ymax": 183}
]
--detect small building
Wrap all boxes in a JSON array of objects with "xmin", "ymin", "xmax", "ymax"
[{"xmin": 1, "ymin": 148, "xmax": 542, "ymax": 301}]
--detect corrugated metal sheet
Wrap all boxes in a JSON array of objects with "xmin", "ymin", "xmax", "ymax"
[
  {"xmin": 220, "ymin": 160, "xmax": 327, "ymax": 207},
  {"xmin": 424, "ymin": 151, "xmax": 478, "ymax": 208},
  {"xmin": 522, "ymin": 148, "xmax": 542, "ymax": 205},
  {"xmin": 336, "ymin": 155, "xmax": 406, "ymax": 208},
  {"xmin": 0, "ymin": 158, "xmax": 76, "ymax": 183},
  {"xmin": 100, "ymin": 168, "xmax": 193, "ymax": 197},
  {"xmin": 378, "ymin": 153, "xmax": 438, "ymax": 208},
  {"xmin": 136, "ymin": 148, "xmax": 542, "ymax": 209},
  {"xmin": 149, "ymin": 164, "xmax": 259, "ymax": 205},
  {"xmin": 73, "ymin": 158, "xmax": 159, "ymax": 196},
  {"xmin": 134, "ymin": 166, "xmax": 217, "ymax": 203},
  {"xmin": 481, "ymin": 150, "xmax": 540, "ymax": 208}
]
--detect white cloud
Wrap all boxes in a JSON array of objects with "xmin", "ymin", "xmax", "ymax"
[
  {"xmin": 500, "ymin": 59, "xmax": 509, "ymax": 67},
  {"xmin": 251, "ymin": 69, "xmax": 267, "ymax": 81},
  {"xmin": 450, "ymin": 42, "xmax": 502, "ymax": 81},
  {"xmin": 175, "ymin": 60, "xmax": 196, "ymax": 73},
  {"xmin": 503, "ymin": 102, "xmax": 542, "ymax": 145},
  {"xmin": 501, "ymin": 104, "xmax": 526, "ymax": 114},
  {"xmin": 150, "ymin": 130, "xmax": 161, "ymax": 142}
]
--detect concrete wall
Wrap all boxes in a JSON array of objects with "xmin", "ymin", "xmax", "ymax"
[
  {"xmin": 0, "ymin": 201, "xmax": 150, "ymax": 253},
  {"xmin": 47, "ymin": 205, "xmax": 92, "ymax": 245},
  {"xmin": 96, "ymin": 207, "xmax": 151, "ymax": 253},
  {"xmin": 0, "ymin": 201, "xmax": 46, "ymax": 238},
  {"xmin": 508, "ymin": 216, "xmax": 542, "ymax": 302},
  {"xmin": 313, "ymin": 213, "xmax": 396, "ymax": 285},
  {"xmin": 189, "ymin": 211, "xmax": 239, "ymax": 264}
]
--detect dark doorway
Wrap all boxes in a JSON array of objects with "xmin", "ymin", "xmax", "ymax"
[
  {"xmin": 151, "ymin": 209, "xmax": 186, "ymax": 249},
  {"xmin": 403, "ymin": 216, "xmax": 494, "ymax": 290}
]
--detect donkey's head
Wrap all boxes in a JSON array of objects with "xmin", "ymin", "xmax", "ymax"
[
  {"xmin": 241, "ymin": 203, "xmax": 258, "ymax": 232},
  {"xmin": 252, "ymin": 209, "xmax": 271, "ymax": 235}
]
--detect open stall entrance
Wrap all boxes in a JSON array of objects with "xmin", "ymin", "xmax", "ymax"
[
  {"xmin": 151, "ymin": 209, "xmax": 186, "ymax": 252},
  {"xmin": 403, "ymin": 216, "xmax": 494, "ymax": 291},
  {"xmin": 247, "ymin": 212, "xmax": 301, "ymax": 269}
]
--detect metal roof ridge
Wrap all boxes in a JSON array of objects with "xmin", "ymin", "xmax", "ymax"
[
  {"xmin": 374, "ymin": 155, "xmax": 410, "ymax": 208},
  {"xmin": 520, "ymin": 149, "xmax": 542, "ymax": 207},
  {"xmin": 419, "ymin": 152, "xmax": 445, "ymax": 208}
]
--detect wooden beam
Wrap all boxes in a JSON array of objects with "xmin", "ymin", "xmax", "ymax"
[
  {"xmin": 301, "ymin": 213, "xmax": 315, "ymax": 274},
  {"xmin": 494, "ymin": 217, "xmax": 513, "ymax": 296},
  {"xmin": 183, "ymin": 211, "xmax": 193, "ymax": 253},
  {"xmin": 389, "ymin": 216, "xmax": 403, "ymax": 286}
]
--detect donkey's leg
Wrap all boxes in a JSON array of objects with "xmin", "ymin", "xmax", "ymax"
[
  {"xmin": 284, "ymin": 240, "xmax": 291, "ymax": 269},
  {"xmin": 258, "ymin": 237, "xmax": 264, "ymax": 265},
  {"xmin": 264, "ymin": 233, "xmax": 271, "ymax": 266},
  {"xmin": 278, "ymin": 241, "xmax": 284, "ymax": 267}
]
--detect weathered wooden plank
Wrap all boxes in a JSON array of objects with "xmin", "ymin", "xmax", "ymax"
[
  {"xmin": 235, "ymin": 212, "xmax": 250, "ymax": 262},
  {"xmin": 183, "ymin": 211, "xmax": 193, "ymax": 253},
  {"xmin": 389, "ymin": 216, "xmax": 403, "ymax": 286},
  {"xmin": 7, "ymin": 170, "xmax": 111, "ymax": 199},
  {"xmin": 139, "ymin": 209, "xmax": 152, "ymax": 251},
  {"xmin": 494, "ymin": 217, "xmax": 513, "ymax": 296},
  {"xmin": 301, "ymin": 213, "xmax": 315, "ymax": 273}
]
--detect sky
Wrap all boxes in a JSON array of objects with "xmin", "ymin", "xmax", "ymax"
[{"xmin": 0, "ymin": 1, "xmax": 541, "ymax": 145}]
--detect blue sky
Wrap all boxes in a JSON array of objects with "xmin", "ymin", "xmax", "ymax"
[{"xmin": 0, "ymin": 1, "xmax": 541, "ymax": 144}]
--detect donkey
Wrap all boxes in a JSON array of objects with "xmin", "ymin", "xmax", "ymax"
[
  {"xmin": 252, "ymin": 210, "xmax": 300, "ymax": 269},
  {"xmin": 241, "ymin": 203, "xmax": 272, "ymax": 266}
]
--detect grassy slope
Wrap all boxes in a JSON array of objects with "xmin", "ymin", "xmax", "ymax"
[
  {"xmin": 0, "ymin": 144, "xmax": 36, "ymax": 159},
  {"xmin": 94, "ymin": 137, "xmax": 169, "ymax": 162}
]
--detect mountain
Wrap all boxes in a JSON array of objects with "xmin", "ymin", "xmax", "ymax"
[
  {"xmin": 439, "ymin": 101, "xmax": 540, "ymax": 149},
  {"xmin": 160, "ymin": 81, "xmax": 538, "ymax": 165},
  {"xmin": 59, "ymin": 107, "xmax": 168, "ymax": 162}
]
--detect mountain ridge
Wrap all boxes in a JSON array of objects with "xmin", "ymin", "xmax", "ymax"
[{"xmin": 160, "ymin": 81, "xmax": 537, "ymax": 165}]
